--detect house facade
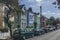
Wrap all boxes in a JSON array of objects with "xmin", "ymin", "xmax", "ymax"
[
  {"xmin": 27, "ymin": 11, "xmax": 34, "ymax": 27},
  {"xmin": 21, "ymin": 5, "xmax": 27, "ymax": 30},
  {"xmin": 14, "ymin": 5, "xmax": 27, "ymax": 30},
  {"xmin": 0, "ymin": 3, "xmax": 9, "ymax": 29},
  {"xmin": 41, "ymin": 16, "xmax": 47, "ymax": 28},
  {"xmin": 37, "ymin": 14, "xmax": 40, "ymax": 28}
]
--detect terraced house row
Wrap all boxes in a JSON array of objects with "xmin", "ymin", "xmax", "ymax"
[{"xmin": 0, "ymin": 0, "xmax": 47, "ymax": 32}]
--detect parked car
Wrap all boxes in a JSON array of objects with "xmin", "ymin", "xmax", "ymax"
[
  {"xmin": 39, "ymin": 27, "xmax": 45, "ymax": 34},
  {"xmin": 49, "ymin": 27, "xmax": 53, "ymax": 31},
  {"xmin": 34, "ymin": 27, "xmax": 45, "ymax": 36},
  {"xmin": 21, "ymin": 28, "xmax": 34, "ymax": 39},
  {"xmin": 13, "ymin": 28, "xmax": 34, "ymax": 39},
  {"xmin": 52, "ymin": 26, "xmax": 56, "ymax": 31},
  {"xmin": 43, "ymin": 25, "xmax": 56, "ymax": 33},
  {"xmin": 45, "ymin": 25, "xmax": 55, "ymax": 32},
  {"xmin": 43, "ymin": 27, "xmax": 50, "ymax": 33},
  {"xmin": 13, "ymin": 30, "xmax": 25, "ymax": 40},
  {"xmin": 34, "ymin": 28, "xmax": 40, "ymax": 36}
]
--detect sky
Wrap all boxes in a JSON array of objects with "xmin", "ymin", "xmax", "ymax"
[{"xmin": 18, "ymin": 0, "xmax": 60, "ymax": 18}]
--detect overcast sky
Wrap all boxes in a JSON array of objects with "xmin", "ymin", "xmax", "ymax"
[{"xmin": 19, "ymin": 0, "xmax": 60, "ymax": 18}]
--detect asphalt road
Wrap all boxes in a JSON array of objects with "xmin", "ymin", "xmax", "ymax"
[{"xmin": 26, "ymin": 29, "xmax": 60, "ymax": 40}]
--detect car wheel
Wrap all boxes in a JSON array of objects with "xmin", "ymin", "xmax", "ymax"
[
  {"xmin": 31, "ymin": 34, "xmax": 34, "ymax": 37},
  {"xmin": 23, "ymin": 36, "xmax": 26, "ymax": 39}
]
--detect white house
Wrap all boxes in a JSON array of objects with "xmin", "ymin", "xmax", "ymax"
[
  {"xmin": 37, "ymin": 14, "xmax": 40, "ymax": 28},
  {"xmin": 14, "ymin": 5, "xmax": 27, "ymax": 30},
  {"xmin": 21, "ymin": 6, "xmax": 27, "ymax": 30}
]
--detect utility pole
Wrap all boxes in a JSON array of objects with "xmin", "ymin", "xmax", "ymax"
[{"xmin": 40, "ymin": 6, "xmax": 42, "ymax": 28}]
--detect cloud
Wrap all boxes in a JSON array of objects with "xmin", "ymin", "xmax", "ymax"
[
  {"xmin": 42, "ymin": 11, "xmax": 57, "ymax": 18},
  {"xmin": 28, "ymin": 0, "xmax": 31, "ymax": 1},
  {"xmin": 57, "ymin": 13, "xmax": 60, "ymax": 16},
  {"xmin": 29, "ymin": 5, "xmax": 36, "ymax": 7},
  {"xmin": 19, "ymin": 0, "xmax": 60, "ymax": 18},
  {"xmin": 42, "ymin": 12, "xmax": 47, "ymax": 15},
  {"xmin": 52, "ymin": 13, "xmax": 56, "ymax": 14},
  {"xmin": 28, "ymin": 0, "xmax": 34, "ymax": 2},
  {"xmin": 35, "ymin": 0, "xmax": 43, "ymax": 6},
  {"xmin": 35, "ymin": 0, "xmax": 42, "ymax": 2},
  {"xmin": 47, "ymin": 11, "xmax": 51, "ymax": 13},
  {"xmin": 28, "ymin": 0, "xmax": 42, "ymax": 3},
  {"xmin": 54, "ymin": 13, "xmax": 60, "ymax": 18}
]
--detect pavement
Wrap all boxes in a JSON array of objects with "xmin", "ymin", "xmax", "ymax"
[
  {"xmin": 0, "ymin": 29, "xmax": 60, "ymax": 40},
  {"xmin": 0, "ymin": 30, "xmax": 10, "ymax": 40},
  {"xmin": 26, "ymin": 29, "xmax": 60, "ymax": 40}
]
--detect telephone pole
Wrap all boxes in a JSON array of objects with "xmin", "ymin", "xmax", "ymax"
[{"xmin": 40, "ymin": 6, "xmax": 42, "ymax": 28}]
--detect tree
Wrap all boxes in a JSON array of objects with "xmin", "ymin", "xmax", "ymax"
[
  {"xmin": 46, "ymin": 16, "xmax": 56, "ymax": 26},
  {"xmin": 50, "ymin": 16, "xmax": 55, "ymax": 20}
]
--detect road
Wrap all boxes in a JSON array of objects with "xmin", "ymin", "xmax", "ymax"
[{"xmin": 26, "ymin": 29, "xmax": 60, "ymax": 40}]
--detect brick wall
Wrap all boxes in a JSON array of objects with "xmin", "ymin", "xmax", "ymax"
[{"xmin": 42, "ymin": 17, "xmax": 46, "ymax": 28}]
